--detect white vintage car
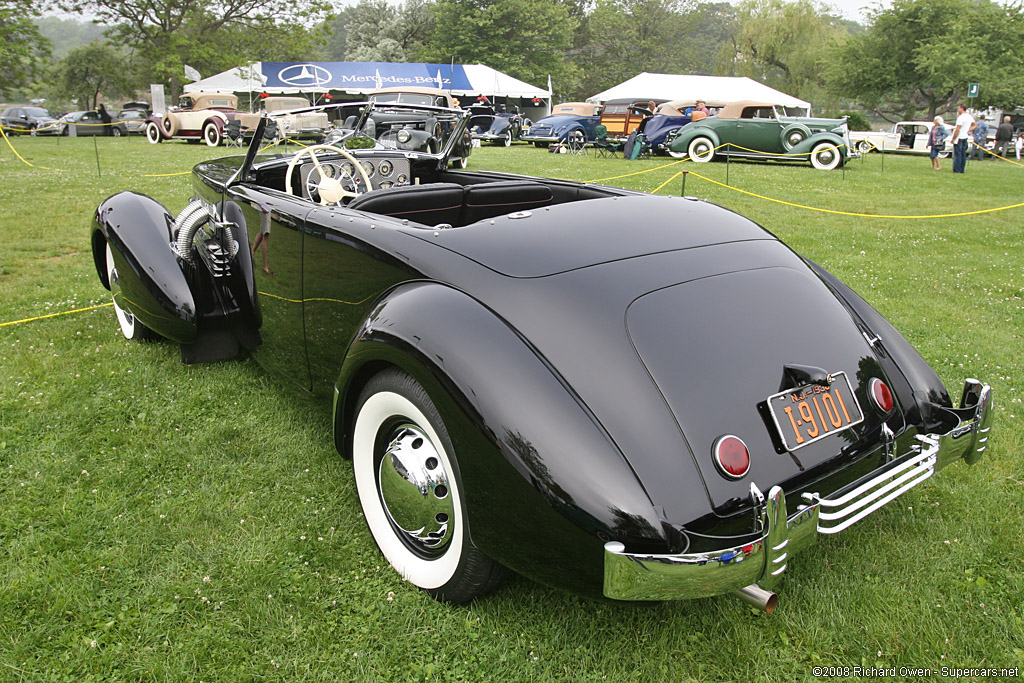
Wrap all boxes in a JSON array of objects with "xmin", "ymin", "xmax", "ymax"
[
  {"xmin": 849, "ymin": 121, "xmax": 949, "ymax": 157},
  {"xmin": 236, "ymin": 96, "xmax": 330, "ymax": 141},
  {"xmin": 145, "ymin": 92, "xmax": 238, "ymax": 146}
]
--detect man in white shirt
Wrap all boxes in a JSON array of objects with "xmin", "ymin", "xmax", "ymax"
[{"xmin": 950, "ymin": 104, "xmax": 976, "ymax": 173}]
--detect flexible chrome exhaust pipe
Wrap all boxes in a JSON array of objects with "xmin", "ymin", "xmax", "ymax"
[{"xmin": 733, "ymin": 584, "xmax": 778, "ymax": 613}]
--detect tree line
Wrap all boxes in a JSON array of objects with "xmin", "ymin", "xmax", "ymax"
[{"xmin": 3, "ymin": 0, "xmax": 1024, "ymax": 122}]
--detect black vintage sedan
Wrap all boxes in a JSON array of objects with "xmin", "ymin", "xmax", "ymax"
[{"xmin": 91, "ymin": 101, "xmax": 992, "ymax": 610}]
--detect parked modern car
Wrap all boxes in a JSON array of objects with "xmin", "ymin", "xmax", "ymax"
[
  {"xmin": 145, "ymin": 91, "xmax": 239, "ymax": 146},
  {"xmin": 467, "ymin": 104, "xmax": 531, "ymax": 146},
  {"xmin": 0, "ymin": 106, "xmax": 59, "ymax": 135},
  {"xmin": 850, "ymin": 121, "xmax": 951, "ymax": 157},
  {"xmin": 666, "ymin": 100, "xmax": 855, "ymax": 170},
  {"xmin": 235, "ymin": 96, "xmax": 329, "ymax": 141},
  {"xmin": 116, "ymin": 108, "xmax": 149, "ymax": 135},
  {"xmin": 90, "ymin": 100, "xmax": 992, "ymax": 610},
  {"xmin": 58, "ymin": 110, "xmax": 129, "ymax": 137},
  {"xmin": 520, "ymin": 102, "xmax": 603, "ymax": 147}
]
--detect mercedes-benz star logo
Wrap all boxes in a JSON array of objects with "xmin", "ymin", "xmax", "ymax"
[{"xmin": 277, "ymin": 64, "xmax": 332, "ymax": 87}]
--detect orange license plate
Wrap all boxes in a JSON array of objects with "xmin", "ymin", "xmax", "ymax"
[{"xmin": 767, "ymin": 371, "xmax": 864, "ymax": 451}]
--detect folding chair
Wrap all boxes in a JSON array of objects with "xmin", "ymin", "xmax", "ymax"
[
  {"xmin": 566, "ymin": 129, "xmax": 588, "ymax": 155},
  {"xmin": 262, "ymin": 120, "xmax": 280, "ymax": 143},
  {"xmin": 593, "ymin": 124, "xmax": 623, "ymax": 158},
  {"xmin": 224, "ymin": 119, "xmax": 244, "ymax": 147}
]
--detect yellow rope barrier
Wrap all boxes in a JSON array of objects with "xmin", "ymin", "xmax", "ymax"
[
  {"xmin": 0, "ymin": 125, "xmax": 52, "ymax": 169},
  {"xmin": 651, "ymin": 170, "xmax": 686, "ymax": 194},
  {"xmin": 0, "ymin": 303, "xmax": 113, "ymax": 329},
  {"xmin": 683, "ymin": 169, "xmax": 1024, "ymax": 218},
  {"xmin": 587, "ymin": 159, "xmax": 686, "ymax": 183},
  {"xmin": 970, "ymin": 140, "xmax": 1024, "ymax": 167},
  {"xmin": 717, "ymin": 141, "xmax": 850, "ymax": 157}
]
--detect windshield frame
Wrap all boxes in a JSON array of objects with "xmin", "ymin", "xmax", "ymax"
[{"xmin": 232, "ymin": 101, "xmax": 470, "ymax": 186}]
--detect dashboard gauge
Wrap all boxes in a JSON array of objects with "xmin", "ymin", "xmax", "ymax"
[
  {"xmin": 379, "ymin": 181, "xmax": 393, "ymax": 189},
  {"xmin": 360, "ymin": 160, "xmax": 374, "ymax": 176},
  {"xmin": 396, "ymin": 173, "xmax": 408, "ymax": 185},
  {"xmin": 378, "ymin": 160, "xmax": 393, "ymax": 177},
  {"xmin": 340, "ymin": 161, "xmax": 355, "ymax": 178}
]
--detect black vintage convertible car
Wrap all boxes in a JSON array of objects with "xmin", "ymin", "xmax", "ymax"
[{"xmin": 91, "ymin": 101, "xmax": 992, "ymax": 610}]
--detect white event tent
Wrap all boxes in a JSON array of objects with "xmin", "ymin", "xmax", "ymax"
[
  {"xmin": 184, "ymin": 61, "xmax": 552, "ymax": 116},
  {"xmin": 588, "ymin": 73, "xmax": 811, "ymax": 111}
]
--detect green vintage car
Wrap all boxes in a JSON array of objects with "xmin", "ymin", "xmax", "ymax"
[{"xmin": 666, "ymin": 101, "xmax": 855, "ymax": 170}]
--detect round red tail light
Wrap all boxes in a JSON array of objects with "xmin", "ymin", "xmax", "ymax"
[
  {"xmin": 870, "ymin": 378, "xmax": 894, "ymax": 413},
  {"xmin": 713, "ymin": 435, "xmax": 750, "ymax": 479}
]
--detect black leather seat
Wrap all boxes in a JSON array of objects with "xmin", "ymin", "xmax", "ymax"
[
  {"xmin": 461, "ymin": 181, "xmax": 553, "ymax": 224},
  {"xmin": 347, "ymin": 183, "xmax": 465, "ymax": 226}
]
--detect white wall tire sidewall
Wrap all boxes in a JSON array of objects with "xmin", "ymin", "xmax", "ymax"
[
  {"xmin": 204, "ymin": 122, "xmax": 221, "ymax": 147},
  {"xmin": 106, "ymin": 243, "xmax": 138, "ymax": 339},
  {"xmin": 146, "ymin": 122, "xmax": 162, "ymax": 143},
  {"xmin": 353, "ymin": 390, "xmax": 464, "ymax": 590},
  {"xmin": 811, "ymin": 142, "xmax": 841, "ymax": 170},
  {"xmin": 688, "ymin": 137, "xmax": 714, "ymax": 162}
]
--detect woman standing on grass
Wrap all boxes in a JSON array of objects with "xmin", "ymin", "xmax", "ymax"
[{"xmin": 928, "ymin": 116, "xmax": 949, "ymax": 170}]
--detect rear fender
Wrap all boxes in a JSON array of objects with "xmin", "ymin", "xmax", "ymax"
[
  {"xmin": 808, "ymin": 260, "xmax": 952, "ymax": 427},
  {"xmin": 334, "ymin": 282, "xmax": 665, "ymax": 597},
  {"xmin": 92, "ymin": 191, "xmax": 197, "ymax": 343}
]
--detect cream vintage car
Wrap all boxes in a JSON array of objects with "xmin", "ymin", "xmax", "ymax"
[
  {"xmin": 849, "ymin": 121, "xmax": 950, "ymax": 157},
  {"xmin": 145, "ymin": 92, "xmax": 238, "ymax": 146},
  {"xmin": 236, "ymin": 96, "xmax": 330, "ymax": 141}
]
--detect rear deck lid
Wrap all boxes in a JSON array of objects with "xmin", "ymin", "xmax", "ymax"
[{"xmin": 626, "ymin": 265, "xmax": 900, "ymax": 508}]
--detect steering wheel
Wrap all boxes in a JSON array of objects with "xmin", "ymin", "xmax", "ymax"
[{"xmin": 285, "ymin": 144, "xmax": 373, "ymax": 205}]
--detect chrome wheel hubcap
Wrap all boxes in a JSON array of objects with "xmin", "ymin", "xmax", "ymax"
[{"xmin": 377, "ymin": 424, "xmax": 455, "ymax": 555}]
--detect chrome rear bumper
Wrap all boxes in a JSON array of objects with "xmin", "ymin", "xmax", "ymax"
[{"xmin": 604, "ymin": 379, "xmax": 993, "ymax": 602}]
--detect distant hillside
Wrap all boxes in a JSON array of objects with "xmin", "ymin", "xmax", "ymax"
[{"xmin": 35, "ymin": 16, "xmax": 108, "ymax": 59}]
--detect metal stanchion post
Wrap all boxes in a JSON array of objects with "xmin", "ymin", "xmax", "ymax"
[
  {"xmin": 93, "ymin": 135, "xmax": 102, "ymax": 177},
  {"xmin": 881, "ymin": 140, "xmax": 884, "ymax": 172},
  {"xmin": 726, "ymin": 145, "xmax": 730, "ymax": 186},
  {"xmin": 680, "ymin": 170, "xmax": 688, "ymax": 196}
]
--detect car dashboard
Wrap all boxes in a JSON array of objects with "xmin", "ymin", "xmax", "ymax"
[{"xmin": 298, "ymin": 153, "xmax": 413, "ymax": 203}]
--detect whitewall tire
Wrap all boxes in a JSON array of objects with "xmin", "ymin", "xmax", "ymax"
[
  {"xmin": 105, "ymin": 243, "xmax": 155, "ymax": 341},
  {"xmin": 145, "ymin": 122, "xmax": 163, "ymax": 144},
  {"xmin": 688, "ymin": 136, "xmax": 715, "ymax": 162},
  {"xmin": 203, "ymin": 122, "xmax": 221, "ymax": 147},
  {"xmin": 810, "ymin": 142, "xmax": 842, "ymax": 170},
  {"xmin": 352, "ymin": 369, "xmax": 507, "ymax": 603}
]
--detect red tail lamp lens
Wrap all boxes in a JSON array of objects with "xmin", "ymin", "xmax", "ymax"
[
  {"xmin": 870, "ymin": 378, "xmax": 894, "ymax": 413},
  {"xmin": 713, "ymin": 435, "xmax": 750, "ymax": 479}
]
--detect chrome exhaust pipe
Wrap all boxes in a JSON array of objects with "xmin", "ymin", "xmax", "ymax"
[{"xmin": 733, "ymin": 584, "xmax": 778, "ymax": 613}]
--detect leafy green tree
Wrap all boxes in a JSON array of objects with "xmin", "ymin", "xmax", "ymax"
[
  {"xmin": 417, "ymin": 0, "xmax": 575, "ymax": 91},
  {"xmin": 322, "ymin": 8, "xmax": 355, "ymax": 60},
  {"xmin": 724, "ymin": 0, "xmax": 847, "ymax": 102},
  {"xmin": 573, "ymin": 0, "xmax": 710, "ymax": 99},
  {"xmin": 49, "ymin": 41, "xmax": 134, "ymax": 110},
  {"xmin": 344, "ymin": 0, "xmax": 433, "ymax": 62},
  {"xmin": 34, "ymin": 16, "xmax": 107, "ymax": 59},
  {"xmin": 0, "ymin": 0, "xmax": 51, "ymax": 99},
  {"xmin": 827, "ymin": 0, "xmax": 1024, "ymax": 120},
  {"xmin": 57, "ymin": 0, "xmax": 331, "ymax": 97}
]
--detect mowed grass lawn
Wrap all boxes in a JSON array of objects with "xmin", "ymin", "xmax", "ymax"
[{"xmin": 1, "ymin": 134, "xmax": 1022, "ymax": 682}]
